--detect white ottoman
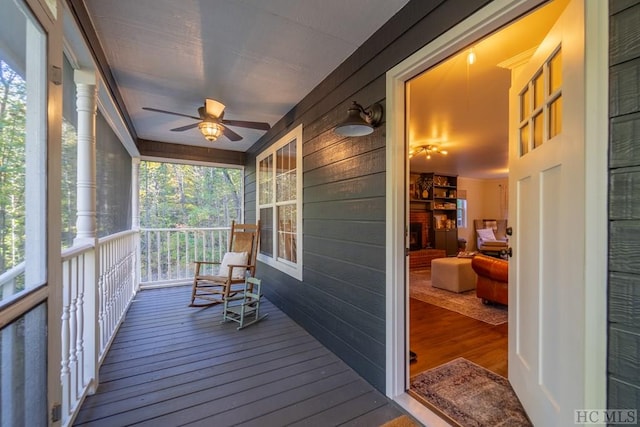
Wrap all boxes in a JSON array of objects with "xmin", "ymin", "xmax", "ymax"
[{"xmin": 431, "ymin": 257, "xmax": 477, "ymax": 293}]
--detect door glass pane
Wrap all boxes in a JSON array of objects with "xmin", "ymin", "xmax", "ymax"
[
  {"xmin": 520, "ymin": 124, "xmax": 529, "ymax": 156},
  {"xmin": 549, "ymin": 96, "xmax": 563, "ymax": 138},
  {"xmin": 0, "ymin": 0, "xmax": 47, "ymax": 305},
  {"xmin": 0, "ymin": 303, "xmax": 47, "ymax": 427},
  {"xmin": 520, "ymin": 88, "xmax": 529, "ymax": 121},
  {"xmin": 533, "ymin": 112, "xmax": 544, "ymax": 148},
  {"xmin": 44, "ymin": 0, "xmax": 57, "ymax": 18},
  {"xmin": 533, "ymin": 72, "xmax": 544, "ymax": 109},
  {"xmin": 549, "ymin": 48, "xmax": 562, "ymax": 94}
]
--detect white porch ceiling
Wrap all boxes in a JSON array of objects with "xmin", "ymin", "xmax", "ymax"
[
  {"xmin": 80, "ymin": 0, "xmax": 410, "ymax": 151},
  {"xmin": 77, "ymin": 0, "xmax": 568, "ymax": 179}
]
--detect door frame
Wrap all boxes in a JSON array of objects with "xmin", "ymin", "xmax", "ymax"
[
  {"xmin": 385, "ymin": 0, "xmax": 607, "ymax": 417},
  {"xmin": 0, "ymin": 0, "xmax": 63, "ymax": 424}
]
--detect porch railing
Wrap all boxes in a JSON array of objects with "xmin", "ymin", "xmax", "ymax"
[
  {"xmin": 0, "ymin": 261, "xmax": 25, "ymax": 301},
  {"xmin": 60, "ymin": 230, "xmax": 138, "ymax": 426},
  {"xmin": 2, "ymin": 227, "xmax": 225, "ymax": 425},
  {"xmin": 139, "ymin": 227, "xmax": 230, "ymax": 287}
]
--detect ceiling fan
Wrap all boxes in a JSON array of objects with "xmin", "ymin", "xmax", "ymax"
[{"xmin": 143, "ymin": 98, "xmax": 271, "ymax": 142}]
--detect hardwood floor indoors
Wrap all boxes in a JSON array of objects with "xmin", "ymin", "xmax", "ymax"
[{"xmin": 409, "ymin": 285, "xmax": 508, "ymax": 379}]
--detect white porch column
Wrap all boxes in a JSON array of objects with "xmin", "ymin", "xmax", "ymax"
[
  {"xmin": 71, "ymin": 69, "xmax": 101, "ymax": 395},
  {"xmin": 73, "ymin": 70, "xmax": 97, "ymax": 245}
]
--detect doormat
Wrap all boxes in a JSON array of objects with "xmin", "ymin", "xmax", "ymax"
[
  {"xmin": 410, "ymin": 358, "xmax": 532, "ymax": 427},
  {"xmin": 410, "ymin": 269, "xmax": 507, "ymax": 325},
  {"xmin": 380, "ymin": 414, "xmax": 421, "ymax": 427}
]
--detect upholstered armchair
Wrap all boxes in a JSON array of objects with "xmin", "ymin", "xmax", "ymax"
[
  {"xmin": 471, "ymin": 254, "xmax": 508, "ymax": 306},
  {"xmin": 474, "ymin": 219, "xmax": 508, "ymax": 255}
]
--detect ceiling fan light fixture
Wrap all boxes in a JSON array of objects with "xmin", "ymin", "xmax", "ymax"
[
  {"xmin": 334, "ymin": 101, "xmax": 383, "ymax": 137},
  {"xmin": 205, "ymin": 98, "xmax": 225, "ymax": 118},
  {"xmin": 412, "ymin": 144, "xmax": 448, "ymax": 159},
  {"xmin": 198, "ymin": 121, "xmax": 223, "ymax": 142}
]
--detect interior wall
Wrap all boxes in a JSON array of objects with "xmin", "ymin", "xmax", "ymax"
[{"xmin": 458, "ymin": 176, "xmax": 508, "ymax": 250}]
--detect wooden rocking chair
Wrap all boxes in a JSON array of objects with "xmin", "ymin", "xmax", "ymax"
[
  {"xmin": 222, "ymin": 276, "xmax": 267, "ymax": 329},
  {"xmin": 190, "ymin": 220, "xmax": 260, "ymax": 307}
]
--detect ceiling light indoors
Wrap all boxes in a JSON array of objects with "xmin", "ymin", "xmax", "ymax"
[
  {"xmin": 198, "ymin": 121, "xmax": 223, "ymax": 142},
  {"xmin": 467, "ymin": 48, "xmax": 476, "ymax": 65},
  {"xmin": 410, "ymin": 144, "xmax": 448, "ymax": 160},
  {"xmin": 334, "ymin": 101, "xmax": 384, "ymax": 137}
]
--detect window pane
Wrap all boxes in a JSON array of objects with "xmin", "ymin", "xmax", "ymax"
[
  {"xmin": 259, "ymin": 155, "xmax": 272, "ymax": 205},
  {"xmin": 256, "ymin": 125, "xmax": 302, "ymax": 279},
  {"xmin": 0, "ymin": 303, "xmax": 47, "ymax": 427},
  {"xmin": 259, "ymin": 207, "xmax": 273, "ymax": 257},
  {"xmin": 533, "ymin": 71, "xmax": 544, "ymax": 109},
  {"xmin": 549, "ymin": 48, "xmax": 562, "ymax": 94},
  {"xmin": 549, "ymin": 96, "xmax": 562, "ymax": 138},
  {"xmin": 276, "ymin": 141, "xmax": 296, "ymax": 203},
  {"xmin": 456, "ymin": 199, "xmax": 467, "ymax": 228},
  {"xmin": 520, "ymin": 123, "xmax": 529, "ymax": 156},
  {"xmin": 533, "ymin": 112, "xmax": 543, "ymax": 148},
  {"xmin": 277, "ymin": 204, "xmax": 296, "ymax": 262}
]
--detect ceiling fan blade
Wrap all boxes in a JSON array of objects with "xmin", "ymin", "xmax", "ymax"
[
  {"xmin": 221, "ymin": 125, "xmax": 243, "ymax": 141},
  {"xmin": 170, "ymin": 122, "xmax": 200, "ymax": 132},
  {"xmin": 143, "ymin": 107, "xmax": 200, "ymax": 121},
  {"xmin": 221, "ymin": 119, "xmax": 271, "ymax": 131}
]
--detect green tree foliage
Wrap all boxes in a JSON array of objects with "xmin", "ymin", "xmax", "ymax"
[
  {"xmin": 139, "ymin": 161, "xmax": 242, "ymax": 228},
  {"xmin": 0, "ymin": 60, "xmax": 26, "ymax": 273}
]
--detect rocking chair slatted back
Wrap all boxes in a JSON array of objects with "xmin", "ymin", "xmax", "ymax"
[{"xmin": 189, "ymin": 220, "xmax": 260, "ymax": 307}]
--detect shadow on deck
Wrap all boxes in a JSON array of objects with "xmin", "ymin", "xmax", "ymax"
[{"xmin": 73, "ymin": 285, "xmax": 409, "ymax": 426}]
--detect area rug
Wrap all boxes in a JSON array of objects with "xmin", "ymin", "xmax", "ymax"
[
  {"xmin": 410, "ymin": 358, "xmax": 532, "ymax": 427},
  {"xmin": 410, "ymin": 269, "xmax": 507, "ymax": 325}
]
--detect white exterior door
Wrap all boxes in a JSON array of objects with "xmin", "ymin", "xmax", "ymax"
[{"xmin": 508, "ymin": 0, "xmax": 588, "ymax": 425}]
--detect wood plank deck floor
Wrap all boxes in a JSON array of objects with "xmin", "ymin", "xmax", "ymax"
[{"xmin": 73, "ymin": 285, "xmax": 409, "ymax": 426}]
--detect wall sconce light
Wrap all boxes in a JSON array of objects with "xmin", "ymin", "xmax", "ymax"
[
  {"xmin": 334, "ymin": 101, "xmax": 383, "ymax": 137},
  {"xmin": 409, "ymin": 144, "xmax": 448, "ymax": 160},
  {"xmin": 198, "ymin": 121, "xmax": 223, "ymax": 142}
]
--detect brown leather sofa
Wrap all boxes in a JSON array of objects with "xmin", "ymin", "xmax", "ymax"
[{"xmin": 471, "ymin": 254, "xmax": 508, "ymax": 306}]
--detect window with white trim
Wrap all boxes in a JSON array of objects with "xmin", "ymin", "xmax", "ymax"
[
  {"xmin": 457, "ymin": 198, "xmax": 467, "ymax": 228},
  {"xmin": 256, "ymin": 125, "xmax": 303, "ymax": 280}
]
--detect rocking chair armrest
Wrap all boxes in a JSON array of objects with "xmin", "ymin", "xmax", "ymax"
[
  {"xmin": 222, "ymin": 263, "xmax": 254, "ymax": 277},
  {"xmin": 224, "ymin": 263, "xmax": 253, "ymax": 269},
  {"xmin": 220, "ymin": 263, "xmax": 255, "ymax": 282}
]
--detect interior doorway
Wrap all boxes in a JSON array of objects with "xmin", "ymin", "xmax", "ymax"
[
  {"xmin": 404, "ymin": 0, "xmax": 569, "ymax": 382},
  {"xmin": 384, "ymin": 0, "xmax": 608, "ymax": 424}
]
